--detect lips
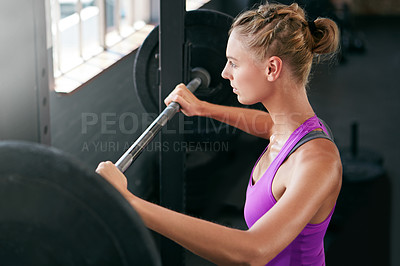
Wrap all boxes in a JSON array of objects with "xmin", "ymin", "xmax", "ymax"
[{"xmin": 231, "ymin": 84, "xmax": 237, "ymax": 93}]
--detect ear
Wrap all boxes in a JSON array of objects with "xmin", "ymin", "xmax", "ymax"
[{"xmin": 265, "ymin": 56, "xmax": 283, "ymax": 82}]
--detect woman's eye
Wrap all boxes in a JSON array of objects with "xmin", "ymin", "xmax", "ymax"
[{"xmin": 229, "ymin": 61, "xmax": 237, "ymax": 68}]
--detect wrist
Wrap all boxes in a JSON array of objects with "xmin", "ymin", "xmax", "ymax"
[
  {"xmin": 198, "ymin": 100, "xmax": 211, "ymax": 117},
  {"xmin": 121, "ymin": 189, "xmax": 135, "ymax": 202}
]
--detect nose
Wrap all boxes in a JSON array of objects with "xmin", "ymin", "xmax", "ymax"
[{"xmin": 221, "ymin": 62, "xmax": 231, "ymax": 80}]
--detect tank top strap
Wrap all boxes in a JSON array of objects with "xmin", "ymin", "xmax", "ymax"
[{"xmin": 268, "ymin": 115, "xmax": 323, "ymax": 175}]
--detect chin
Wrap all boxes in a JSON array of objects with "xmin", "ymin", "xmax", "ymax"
[{"xmin": 237, "ymin": 95, "xmax": 257, "ymax": 106}]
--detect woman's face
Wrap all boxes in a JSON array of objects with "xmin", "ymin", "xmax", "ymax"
[{"xmin": 221, "ymin": 29, "xmax": 270, "ymax": 105}]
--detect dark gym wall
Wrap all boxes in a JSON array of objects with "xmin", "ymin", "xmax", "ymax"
[{"xmin": 0, "ymin": 0, "xmax": 50, "ymax": 144}]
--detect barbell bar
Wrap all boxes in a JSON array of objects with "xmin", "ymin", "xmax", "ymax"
[{"xmin": 115, "ymin": 67, "xmax": 211, "ymax": 172}]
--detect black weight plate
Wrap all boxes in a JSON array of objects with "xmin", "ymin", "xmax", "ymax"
[
  {"xmin": 133, "ymin": 9, "xmax": 242, "ymax": 141},
  {"xmin": 0, "ymin": 141, "xmax": 160, "ymax": 266}
]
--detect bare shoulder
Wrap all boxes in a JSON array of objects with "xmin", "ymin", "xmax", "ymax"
[
  {"xmin": 297, "ymin": 138, "xmax": 341, "ymax": 162},
  {"xmin": 290, "ymin": 138, "xmax": 342, "ymax": 195}
]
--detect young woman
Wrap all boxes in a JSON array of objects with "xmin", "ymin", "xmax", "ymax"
[{"xmin": 96, "ymin": 2, "xmax": 342, "ymax": 265}]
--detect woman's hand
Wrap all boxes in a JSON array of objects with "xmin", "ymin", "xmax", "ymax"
[
  {"xmin": 96, "ymin": 161, "xmax": 129, "ymax": 196},
  {"xmin": 164, "ymin": 83, "xmax": 205, "ymax": 117}
]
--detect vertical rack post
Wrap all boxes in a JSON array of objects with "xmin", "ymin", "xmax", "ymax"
[{"xmin": 158, "ymin": 0, "xmax": 186, "ymax": 265}]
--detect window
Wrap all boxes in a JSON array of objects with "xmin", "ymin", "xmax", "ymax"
[
  {"xmin": 48, "ymin": 0, "xmax": 153, "ymax": 93},
  {"xmin": 48, "ymin": 0, "xmax": 210, "ymax": 93}
]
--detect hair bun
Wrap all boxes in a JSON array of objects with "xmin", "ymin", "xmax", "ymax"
[{"xmin": 311, "ymin": 18, "xmax": 339, "ymax": 55}]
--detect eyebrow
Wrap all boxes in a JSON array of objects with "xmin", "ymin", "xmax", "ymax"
[{"xmin": 226, "ymin": 56, "xmax": 238, "ymax": 61}]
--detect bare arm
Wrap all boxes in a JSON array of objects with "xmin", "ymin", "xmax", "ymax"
[
  {"xmin": 164, "ymin": 83, "xmax": 273, "ymax": 139},
  {"xmin": 96, "ymin": 141, "xmax": 341, "ymax": 265},
  {"xmin": 129, "ymin": 195, "xmax": 256, "ymax": 265}
]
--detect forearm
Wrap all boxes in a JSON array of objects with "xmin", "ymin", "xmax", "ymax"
[
  {"xmin": 200, "ymin": 101, "xmax": 271, "ymax": 139},
  {"xmin": 127, "ymin": 194, "xmax": 256, "ymax": 265},
  {"xmin": 164, "ymin": 84, "xmax": 271, "ymax": 139}
]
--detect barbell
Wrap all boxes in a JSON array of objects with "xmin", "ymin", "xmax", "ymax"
[{"xmin": 0, "ymin": 9, "xmax": 238, "ymax": 265}]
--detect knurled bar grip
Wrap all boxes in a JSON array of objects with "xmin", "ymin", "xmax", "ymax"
[{"xmin": 115, "ymin": 77, "xmax": 202, "ymax": 172}]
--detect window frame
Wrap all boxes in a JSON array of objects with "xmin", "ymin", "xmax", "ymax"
[{"xmin": 47, "ymin": 0, "xmax": 210, "ymax": 94}]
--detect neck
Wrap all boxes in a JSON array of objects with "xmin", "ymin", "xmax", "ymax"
[{"xmin": 262, "ymin": 83, "xmax": 315, "ymax": 137}]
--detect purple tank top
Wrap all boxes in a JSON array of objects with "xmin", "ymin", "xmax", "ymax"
[{"xmin": 244, "ymin": 115, "xmax": 334, "ymax": 265}]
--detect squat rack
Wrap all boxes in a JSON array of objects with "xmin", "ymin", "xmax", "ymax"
[{"xmin": 158, "ymin": 0, "xmax": 186, "ymax": 265}]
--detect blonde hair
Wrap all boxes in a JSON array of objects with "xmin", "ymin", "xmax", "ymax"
[{"xmin": 231, "ymin": 2, "xmax": 339, "ymax": 85}]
